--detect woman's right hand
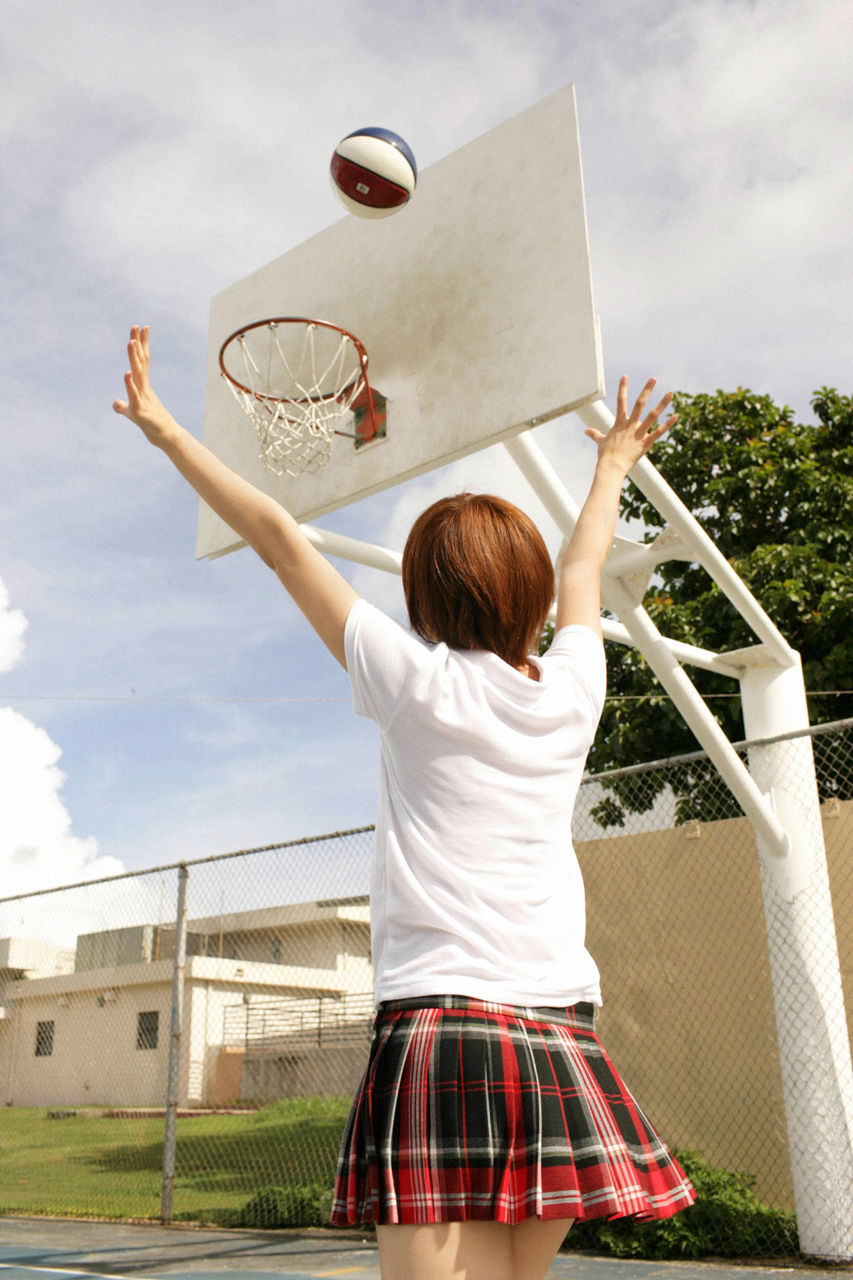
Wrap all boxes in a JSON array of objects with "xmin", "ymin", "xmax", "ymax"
[{"xmin": 112, "ymin": 326, "xmax": 181, "ymax": 448}]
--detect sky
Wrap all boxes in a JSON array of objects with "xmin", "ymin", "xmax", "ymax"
[{"xmin": 1, "ymin": 0, "xmax": 851, "ymax": 903}]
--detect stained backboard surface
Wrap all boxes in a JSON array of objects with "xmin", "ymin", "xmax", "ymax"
[{"xmin": 199, "ymin": 85, "xmax": 602, "ymax": 558}]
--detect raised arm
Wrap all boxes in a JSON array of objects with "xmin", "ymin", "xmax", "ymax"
[
  {"xmin": 113, "ymin": 326, "xmax": 357, "ymax": 667},
  {"xmin": 554, "ymin": 376, "xmax": 677, "ymax": 637}
]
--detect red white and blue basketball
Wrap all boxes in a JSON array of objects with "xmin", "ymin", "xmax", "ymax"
[{"xmin": 330, "ymin": 127, "xmax": 417, "ymax": 219}]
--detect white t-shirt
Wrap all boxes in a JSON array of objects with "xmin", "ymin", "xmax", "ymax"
[{"xmin": 345, "ymin": 598, "xmax": 607, "ymax": 1009}]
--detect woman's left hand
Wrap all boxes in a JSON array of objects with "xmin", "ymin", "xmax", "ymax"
[{"xmin": 584, "ymin": 375, "xmax": 677, "ymax": 475}]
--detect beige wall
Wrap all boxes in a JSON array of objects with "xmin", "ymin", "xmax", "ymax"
[
  {"xmin": 5, "ymin": 980, "xmax": 171, "ymax": 1108},
  {"xmin": 824, "ymin": 800, "xmax": 853, "ymax": 1008},
  {"xmin": 576, "ymin": 798, "xmax": 853, "ymax": 1211},
  {"xmin": 0, "ymin": 937, "xmax": 75, "ymax": 976}
]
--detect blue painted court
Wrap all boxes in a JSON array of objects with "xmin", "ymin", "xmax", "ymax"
[{"xmin": 0, "ymin": 1218, "xmax": 849, "ymax": 1280}]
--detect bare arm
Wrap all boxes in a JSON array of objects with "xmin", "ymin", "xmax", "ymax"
[
  {"xmin": 554, "ymin": 376, "xmax": 677, "ymax": 637},
  {"xmin": 113, "ymin": 327, "xmax": 357, "ymax": 667}
]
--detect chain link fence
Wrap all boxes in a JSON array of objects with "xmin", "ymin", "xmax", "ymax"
[{"xmin": 0, "ymin": 722, "xmax": 851, "ymax": 1258}]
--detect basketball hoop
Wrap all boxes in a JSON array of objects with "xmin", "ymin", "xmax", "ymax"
[{"xmin": 218, "ymin": 317, "xmax": 382, "ymax": 478}]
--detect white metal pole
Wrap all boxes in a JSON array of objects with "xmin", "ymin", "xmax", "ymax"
[
  {"xmin": 575, "ymin": 401, "xmax": 795, "ymax": 668},
  {"xmin": 4, "ymin": 991, "xmax": 21, "ymax": 1106},
  {"xmin": 504, "ymin": 432, "xmax": 788, "ymax": 854},
  {"xmin": 567, "ymin": 403, "xmax": 853, "ymax": 1256},
  {"xmin": 515, "ymin": 414, "xmax": 853, "ymax": 1258},
  {"xmin": 306, "ymin": 526, "xmax": 744, "ymax": 675},
  {"xmin": 740, "ymin": 666, "xmax": 853, "ymax": 1260},
  {"xmin": 161, "ymin": 862, "xmax": 189, "ymax": 1224},
  {"xmin": 602, "ymin": 578, "xmax": 788, "ymax": 854},
  {"xmin": 302, "ymin": 525, "xmax": 403, "ymax": 575},
  {"xmin": 597, "ymin": 616, "xmax": 746, "ymax": 679}
]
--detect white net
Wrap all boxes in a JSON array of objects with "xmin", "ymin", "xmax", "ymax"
[{"xmin": 220, "ymin": 320, "xmax": 370, "ymax": 478}]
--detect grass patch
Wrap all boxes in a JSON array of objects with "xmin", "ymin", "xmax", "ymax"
[
  {"xmin": 0, "ymin": 1098, "xmax": 352, "ymax": 1223},
  {"xmin": 0, "ymin": 1110, "xmax": 800, "ymax": 1258},
  {"xmin": 0, "ymin": 1108, "xmax": 164, "ymax": 1220}
]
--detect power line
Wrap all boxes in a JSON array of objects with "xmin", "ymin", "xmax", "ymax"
[
  {"xmin": 0, "ymin": 695, "xmax": 350, "ymax": 704},
  {"xmin": 603, "ymin": 691, "xmax": 853, "ymax": 702},
  {"xmin": 1, "ymin": 691, "xmax": 851, "ymax": 705}
]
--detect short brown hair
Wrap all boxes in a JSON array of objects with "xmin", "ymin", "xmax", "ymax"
[{"xmin": 402, "ymin": 493, "xmax": 554, "ymax": 668}]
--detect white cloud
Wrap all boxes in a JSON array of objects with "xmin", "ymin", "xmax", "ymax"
[
  {"xmin": 581, "ymin": 0, "xmax": 853, "ymax": 400},
  {"xmin": 0, "ymin": 707, "xmax": 124, "ymax": 900},
  {"xmin": 2, "ymin": 0, "xmax": 558, "ymax": 309},
  {"xmin": 0, "ymin": 578, "xmax": 27, "ymax": 671},
  {"xmin": 0, "ymin": 578, "xmax": 123, "ymax": 902}
]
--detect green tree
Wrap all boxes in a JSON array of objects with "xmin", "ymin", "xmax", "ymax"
[{"xmin": 544, "ymin": 387, "xmax": 853, "ymax": 825}]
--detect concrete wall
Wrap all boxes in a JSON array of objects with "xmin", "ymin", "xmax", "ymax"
[
  {"xmin": 241, "ymin": 1042, "xmax": 369, "ymax": 1101},
  {"xmin": 75, "ymin": 926, "xmax": 157, "ymax": 971}
]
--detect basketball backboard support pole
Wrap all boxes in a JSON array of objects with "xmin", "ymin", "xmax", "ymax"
[
  {"xmin": 198, "ymin": 83, "xmax": 852, "ymax": 1257},
  {"xmin": 506, "ymin": 412, "xmax": 853, "ymax": 1262}
]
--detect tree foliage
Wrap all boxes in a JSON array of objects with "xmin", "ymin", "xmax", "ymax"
[{"xmin": 544, "ymin": 387, "xmax": 853, "ymax": 824}]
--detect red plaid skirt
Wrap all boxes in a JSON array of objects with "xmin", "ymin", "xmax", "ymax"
[{"xmin": 331, "ymin": 995, "xmax": 696, "ymax": 1227}]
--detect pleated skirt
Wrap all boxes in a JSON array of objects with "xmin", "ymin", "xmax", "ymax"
[{"xmin": 330, "ymin": 995, "xmax": 696, "ymax": 1227}]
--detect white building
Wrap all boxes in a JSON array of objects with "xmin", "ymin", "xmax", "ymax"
[{"xmin": 0, "ymin": 897, "xmax": 373, "ymax": 1109}]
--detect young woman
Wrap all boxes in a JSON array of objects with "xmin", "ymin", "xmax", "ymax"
[{"xmin": 115, "ymin": 326, "xmax": 695, "ymax": 1280}]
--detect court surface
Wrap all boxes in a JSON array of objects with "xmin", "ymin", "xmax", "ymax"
[{"xmin": 1, "ymin": 1218, "xmax": 849, "ymax": 1280}]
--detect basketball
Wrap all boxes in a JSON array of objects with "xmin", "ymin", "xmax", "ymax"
[{"xmin": 330, "ymin": 127, "xmax": 417, "ymax": 219}]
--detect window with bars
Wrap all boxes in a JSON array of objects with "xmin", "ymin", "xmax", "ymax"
[
  {"xmin": 136, "ymin": 1010, "xmax": 159, "ymax": 1050},
  {"xmin": 35, "ymin": 1020, "xmax": 54, "ymax": 1057}
]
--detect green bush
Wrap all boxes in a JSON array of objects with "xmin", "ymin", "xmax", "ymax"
[
  {"xmin": 228, "ymin": 1150, "xmax": 797, "ymax": 1257},
  {"xmin": 230, "ymin": 1182, "xmax": 334, "ymax": 1229},
  {"xmin": 564, "ymin": 1150, "xmax": 798, "ymax": 1260}
]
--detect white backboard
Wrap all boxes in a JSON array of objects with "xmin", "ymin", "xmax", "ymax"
[{"xmin": 199, "ymin": 85, "xmax": 602, "ymax": 558}]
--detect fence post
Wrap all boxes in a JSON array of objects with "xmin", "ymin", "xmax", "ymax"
[
  {"xmin": 161, "ymin": 863, "xmax": 189, "ymax": 1224},
  {"xmin": 4, "ymin": 994, "xmax": 22, "ymax": 1106},
  {"xmin": 741, "ymin": 665, "xmax": 853, "ymax": 1261}
]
